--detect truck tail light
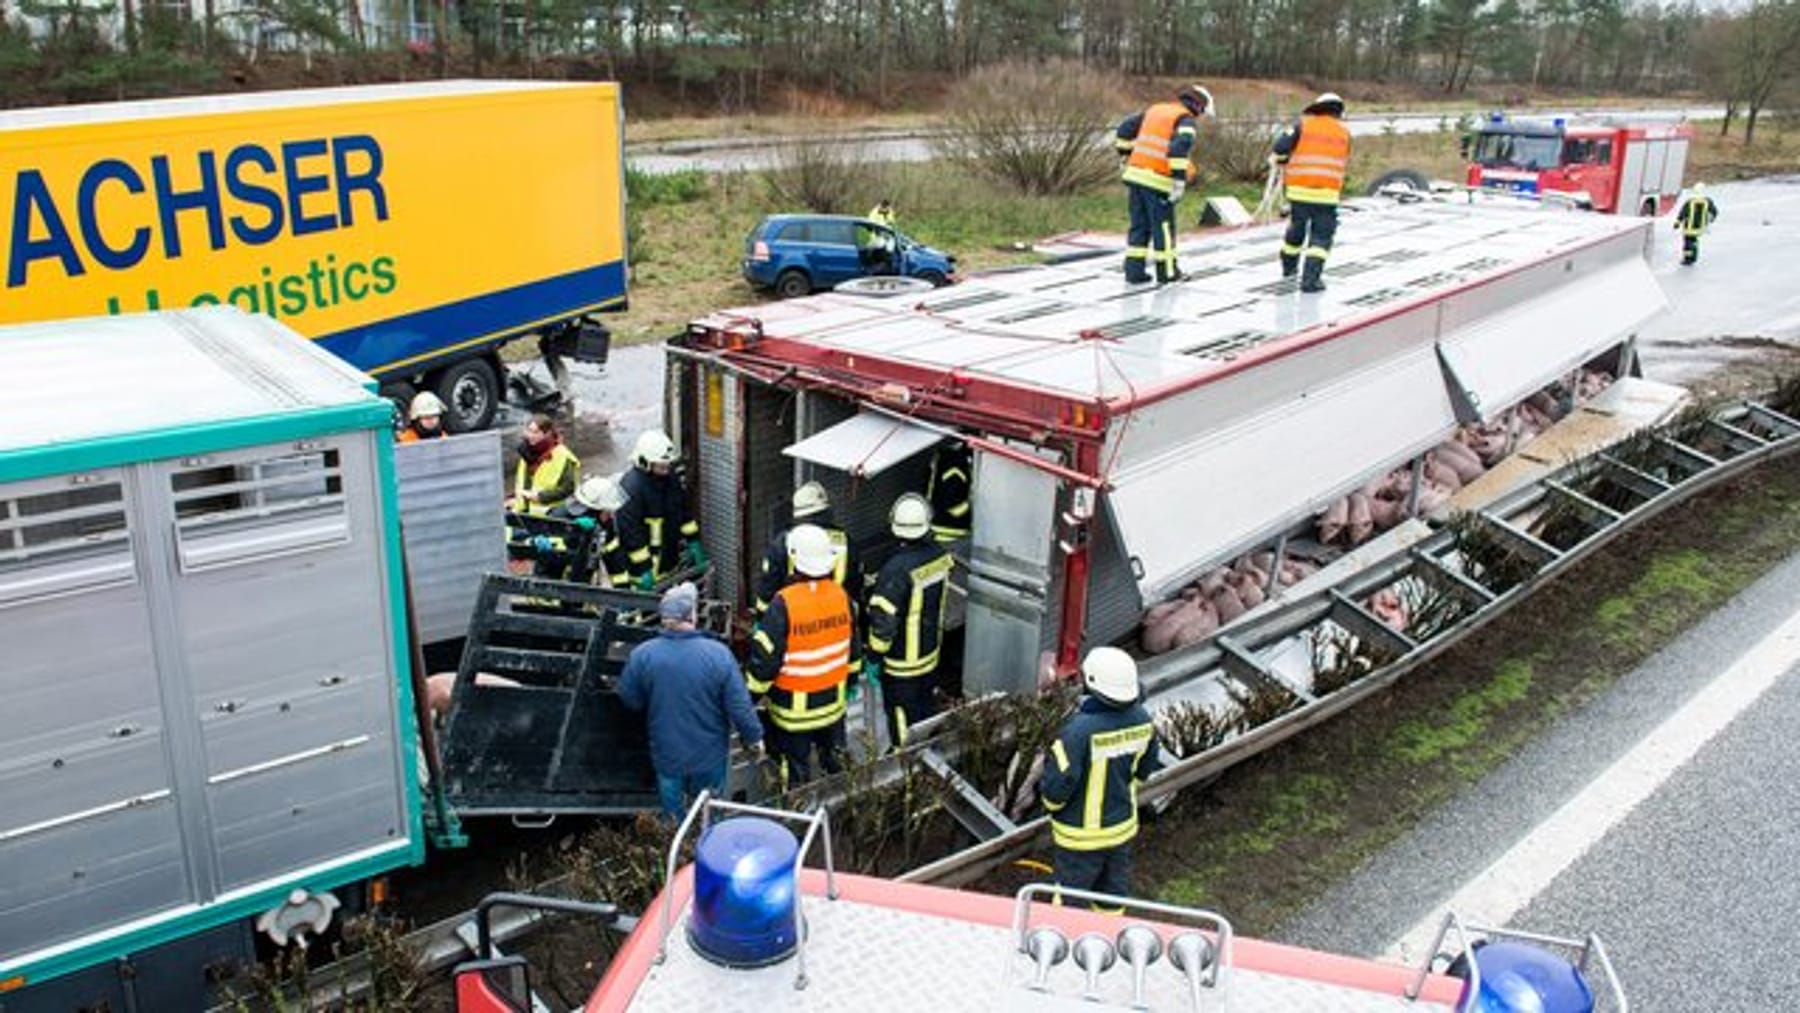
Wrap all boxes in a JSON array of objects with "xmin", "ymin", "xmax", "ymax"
[{"xmin": 751, "ymin": 241, "xmax": 771, "ymax": 262}]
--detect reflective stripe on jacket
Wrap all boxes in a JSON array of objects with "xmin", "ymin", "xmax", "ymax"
[
  {"xmin": 755, "ymin": 522, "xmax": 861, "ymax": 614},
  {"xmin": 1120, "ymin": 102, "xmax": 1198, "ymax": 194},
  {"xmin": 513, "ymin": 443, "xmax": 580, "ymax": 516},
  {"xmin": 866, "ymin": 538, "xmax": 953, "ymax": 678},
  {"xmin": 1282, "ymin": 114, "xmax": 1352, "ymax": 206},
  {"xmin": 618, "ymin": 465, "xmax": 700, "ymax": 579},
  {"xmin": 1678, "ymin": 196, "xmax": 1718, "ymax": 236},
  {"xmin": 748, "ymin": 578, "xmax": 856, "ymax": 731},
  {"xmin": 1040, "ymin": 697, "xmax": 1164, "ymax": 851},
  {"xmin": 927, "ymin": 443, "xmax": 973, "ymax": 542}
]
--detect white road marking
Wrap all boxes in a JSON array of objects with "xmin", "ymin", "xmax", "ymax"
[{"xmin": 1383, "ymin": 604, "xmax": 1800, "ymax": 963}]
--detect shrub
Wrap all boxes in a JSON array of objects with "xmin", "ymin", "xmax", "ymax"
[
  {"xmin": 933, "ymin": 60, "xmax": 1121, "ymax": 196},
  {"xmin": 764, "ymin": 137, "xmax": 865, "ymax": 213},
  {"xmin": 625, "ymin": 164, "xmax": 710, "ymax": 206}
]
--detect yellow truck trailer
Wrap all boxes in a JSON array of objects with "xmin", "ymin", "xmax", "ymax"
[{"xmin": 1, "ymin": 80, "xmax": 627, "ymax": 429}]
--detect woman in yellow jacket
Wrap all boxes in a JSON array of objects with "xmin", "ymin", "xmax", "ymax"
[{"xmin": 511, "ymin": 414, "xmax": 580, "ymax": 515}]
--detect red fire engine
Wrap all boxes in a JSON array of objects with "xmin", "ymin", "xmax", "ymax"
[{"xmin": 1463, "ymin": 115, "xmax": 1694, "ymax": 215}]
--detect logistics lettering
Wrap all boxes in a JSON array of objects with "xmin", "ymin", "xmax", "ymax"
[
  {"xmin": 6, "ymin": 135, "xmax": 388, "ymax": 288},
  {"xmin": 105, "ymin": 253, "xmax": 399, "ymax": 322}
]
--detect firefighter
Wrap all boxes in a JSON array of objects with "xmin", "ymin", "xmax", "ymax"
[
  {"xmin": 618, "ymin": 429, "xmax": 706, "ymax": 590},
  {"xmin": 1039, "ymin": 647, "xmax": 1165, "ymax": 911},
  {"xmin": 747, "ymin": 524, "xmax": 858, "ymax": 787},
  {"xmin": 866, "ymin": 493, "xmax": 954, "ymax": 748},
  {"xmin": 522, "ymin": 474, "xmax": 631, "ymax": 587},
  {"xmin": 755, "ymin": 481, "xmax": 862, "ymax": 615},
  {"xmin": 1113, "ymin": 83, "xmax": 1212, "ymax": 285},
  {"xmin": 1273, "ymin": 92, "xmax": 1353, "ymax": 294},
  {"xmin": 397, "ymin": 391, "xmax": 447, "ymax": 443},
  {"xmin": 511, "ymin": 414, "xmax": 580, "ymax": 515},
  {"xmin": 1674, "ymin": 182, "xmax": 1719, "ymax": 266},
  {"xmin": 926, "ymin": 440, "xmax": 973, "ymax": 543}
]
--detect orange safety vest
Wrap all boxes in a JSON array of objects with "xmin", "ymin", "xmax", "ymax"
[
  {"xmin": 1284, "ymin": 114, "xmax": 1352, "ymax": 206},
  {"xmin": 769, "ymin": 579, "xmax": 853, "ymax": 731},
  {"xmin": 1123, "ymin": 102, "xmax": 1194, "ymax": 194}
]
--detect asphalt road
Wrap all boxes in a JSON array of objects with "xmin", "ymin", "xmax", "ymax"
[
  {"xmin": 1639, "ymin": 175, "xmax": 1800, "ymax": 383},
  {"xmin": 626, "ymin": 106, "xmax": 1719, "ymax": 176},
  {"xmin": 1279, "ymin": 537, "xmax": 1800, "ymax": 1009}
]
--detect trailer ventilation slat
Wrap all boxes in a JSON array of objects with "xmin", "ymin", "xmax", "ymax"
[
  {"xmin": 992, "ymin": 302, "xmax": 1074, "ymax": 325},
  {"xmin": 1095, "ymin": 316, "xmax": 1179, "ymax": 340},
  {"xmin": 1178, "ymin": 330, "xmax": 1271, "ymax": 360},
  {"xmin": 1373, "ymin": 248, "xmax": 1428, "ymax": 263},
  {"xmin": 1345, "ymin": 287, "xmax": 1412, "ymax": 308},
  {"xmin": 1248, "ymin": 278, "xmax": 1302, "ymax": 296},
  {"xmin": 1455, "ymin": 256, "xmax": 1509, "ymax": 274},
  {"xmin": 921, "ymin": 290, "xmax": 1008, "ymax": 314},
  {"xmin": 1329, "ymin": 261, "xmax": 1384, "ymax": 278},
  {"xmin": 1179, "ymin": 263, "xmax": 1236, "ymax": 281}
]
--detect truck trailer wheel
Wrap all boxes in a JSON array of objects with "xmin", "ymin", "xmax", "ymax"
[
  {"xmin": 380, "ymin": 381, "xmax": 418, "ymax": 432},
  {"xmin": 431, "ymin": 358, "xmax": 500, "ymax": 433}
]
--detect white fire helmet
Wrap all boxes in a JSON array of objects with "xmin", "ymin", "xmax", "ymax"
[
  {"xmin": 1308, "ymin": 92, "xmax": 1346, "ymax": 115},
  {"xmin": 633, "ymin": 430, "xmax": 678, "ymax": 469},
  {"xmin": 787, "ymin": 523, "xmax": 838, "ymax": 578},
  {"xmin": 792, "ymin": 481, "xmax": 831, "ymax": 520},
  {"xmin": 889, "ymin": 493, "xmax": 932, "ymax": 539},
  {"xmin": 1082, "ymin": 646, "xmax": 1140, "ymax": 704},
  {"xmin": 409, "ymin": 391, "xmax": 446, "ymax": 419},
  {"xmin": 575, "ymin": 475, "xmax": 627, "ymax": 513}
]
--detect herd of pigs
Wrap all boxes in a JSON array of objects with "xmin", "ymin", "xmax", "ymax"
[{"xmin": 1138, "ymin": 370, "xmax": 1615, "ymax": 655}]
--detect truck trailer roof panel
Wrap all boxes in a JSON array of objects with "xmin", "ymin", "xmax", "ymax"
[
  {"xmin": 0, "ymin": 308, "xmax": 380, "ymax": 458},
  {"xmin": 693, "ymin": 201, "xmax": 1655, "ymax": 410}
]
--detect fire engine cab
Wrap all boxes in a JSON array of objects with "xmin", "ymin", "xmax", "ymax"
[{"xmin": 1463, "ymin": 114, "xmax": 1693, "ymax": 215}]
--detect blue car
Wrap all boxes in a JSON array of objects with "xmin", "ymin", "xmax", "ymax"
[{"xmin": 743, "ymin": 214, "xmax": 957, "ymax": 298}]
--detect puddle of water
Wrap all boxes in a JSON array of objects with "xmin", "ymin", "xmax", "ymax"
[{"xmin": 496, "ymin": 342, "xmax": 667, "ymax": 479}]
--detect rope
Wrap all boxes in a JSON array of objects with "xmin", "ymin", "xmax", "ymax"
[{"xmin": 1252, "ymin": 156, "xmax": 1285, "ymax": 224}]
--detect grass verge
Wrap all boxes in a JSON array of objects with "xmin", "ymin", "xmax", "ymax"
[{"xmin": 1131, "ymin": 460, "xmax": 1800, "ymax": 934}]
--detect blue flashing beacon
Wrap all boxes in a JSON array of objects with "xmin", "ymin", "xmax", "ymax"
[{"xmin": 687, "ymin": 816, "xmax": 801, "ymax": 968}]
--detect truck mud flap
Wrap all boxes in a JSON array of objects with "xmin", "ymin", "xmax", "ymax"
[{"xmin": 437, "ymin": 573, "xmax": 665, "ymax": 816}]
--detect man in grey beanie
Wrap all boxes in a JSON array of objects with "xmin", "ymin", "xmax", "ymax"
[{"xmin": 618, "ymin": 582, "xmax": 765, "ymax": 818}]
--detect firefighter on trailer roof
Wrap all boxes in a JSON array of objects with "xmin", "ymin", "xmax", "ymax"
[
  {"xmin": 866, "ymin": 493, "xmax": 953, "ymax": 748},
  {"xmin": 1114, "ymin": 83, "xmax": 1213, "ymax": 285},
  {"xmin": 1273, "ymin": 92, "xmax": 1353, "ymax": 294},
  {"xmin": 618, "ymin": 429, "xmax": 706, "ymax": 590},
  {"xmin": 1040, "ymin": 647, "xmax": 1165, "ymax": 912},
  {"xmin": 747, "ymin": 524, "xmax": 858, "ymax": 787}
]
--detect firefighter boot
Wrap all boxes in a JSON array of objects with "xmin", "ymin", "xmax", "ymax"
[
  {"xmin": 1300, "ymin": 256, "xmax": 1327, "ymax": 293},
  {"xmin": 1281, "ymin": 252, "xmax": 1299, "ymax": 278}
]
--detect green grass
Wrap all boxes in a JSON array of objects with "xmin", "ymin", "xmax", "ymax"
[{"xmin": 1389, "ymin": 658, "xmax": 1533, "ymax": 764}]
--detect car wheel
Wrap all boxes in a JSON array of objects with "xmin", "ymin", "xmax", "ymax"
[
  {"xmin": 775, "ymin": 269, "xmax": 812, "ymax": 299},
  {"xmin": 430, "ymin": 357, "xmax": 500, "ymax": 433},
  {"xmin": 1366, "ymin": 168, "xmax": 1432, "ymax": 197},
  {"xmin": 918, "ymin": 270, "xmax": 948, "ymax": 287}
]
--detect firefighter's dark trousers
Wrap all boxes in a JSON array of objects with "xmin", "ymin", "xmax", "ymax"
[
  {"xmin": 1053, "ymin": 843, "xmax": 1133, "ymax": 913},
  {"xmin": 1124, "ymin": 183, "xmax": 1179, "ymax": 284},
  {"xmin": 879, "ymin": 670, "xmax": 936, "ymax": 748},
  {"xmin": 1281, "ymin": 200, "xmax": 1339, "ymax": 290},
  {"xmin": 1682, "ymin": 234, "xmax": 1701, "ymax": 265},
  {"xmin": 769, "ymin": 719, "xmax": 845, "ymax": 787}
]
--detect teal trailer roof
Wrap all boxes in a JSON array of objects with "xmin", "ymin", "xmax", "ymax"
[{"xmin": 0, "ymin": 307, "xmax": 390, "ymax": 481}]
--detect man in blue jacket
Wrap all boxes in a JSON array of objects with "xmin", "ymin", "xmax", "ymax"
[
  {"xmin": 618, "ymin": 582, "xmax": 764, "ymax": 818},
  {"xmin": 1040, "ymin": 646, "xmax": 1165, "ymax": 911}
]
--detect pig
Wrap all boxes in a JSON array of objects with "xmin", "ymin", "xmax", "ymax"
[
  {"xmin": 425, "ymin": 672, "xmax": 523, "ymax": 722},
  {"xmin": 1367, "ymin": 589, "xmax": 1410, "ymax": 631},
  {"xmin": 1368, "ymin": 496, "xmax": 1407, "ymax": 531},
  {"xmin": 1434, "ymin": 441, "xmax": 1485, "ymax": 484},
  {"xmin": 1212, "ymin": 583, "xmax": 1246, "ymax": 624},
  {"xmin": 1317, "ymin": 496, "xmax": 1350, "ymax": 544},
  {"xmin": 1171, "ymin": 599, "xmax": 1221, "ymax": 648}
]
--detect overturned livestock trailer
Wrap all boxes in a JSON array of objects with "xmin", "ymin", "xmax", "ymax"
[{"xmin": 668, "ymin": 198, "xmax": 1668, "ymax": 695}]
